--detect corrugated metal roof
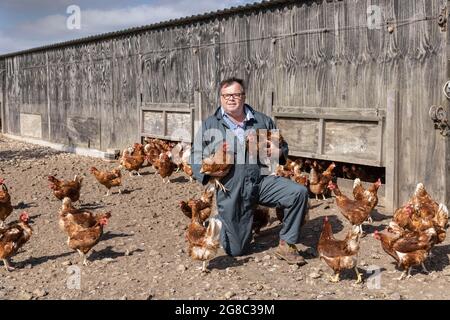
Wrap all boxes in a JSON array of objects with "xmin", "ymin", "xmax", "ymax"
[{"xmin": 0, "ymin": 0, "xmax": 340, "ymax": 59}]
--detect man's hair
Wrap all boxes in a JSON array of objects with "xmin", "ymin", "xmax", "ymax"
[{"xmin": 219, "ymin": 77, "xmax": 246, "ymax": 94}]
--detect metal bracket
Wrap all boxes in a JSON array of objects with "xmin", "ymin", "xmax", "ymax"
[
  {"xmin": 443, "ymin": 80, "xmax": 450, "ymax": 99},
  {"xmin": 438, "ymin": 6, "xmax": 447, "ymax": 32},
  {"xmin": 429, "ymin": 105, "xmax": 450, "ymax": 137}
]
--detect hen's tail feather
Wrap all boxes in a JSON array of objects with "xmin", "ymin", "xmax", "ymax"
[
  {"xmin": 206, "ymin": 218, "xmax": 222, "ymax": 243},
  {"xmin": 414, "ymin": 183, "xmax": 425, "ymax": 196},
  {"xmin": 438, "ymin": 203, "xmax": 449, "ymax": 218},
  {"xmin": 353, "ymin": 178, "xmax": 362, "ymax": 190},
  {"xmin": 437, "ymin": 203, "xmax": 449, "ymax": 229}
]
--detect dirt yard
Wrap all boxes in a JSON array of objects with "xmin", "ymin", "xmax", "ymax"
[{"xmin": 0, "ymin": 134, "xmax": 449, "ymax": 300}]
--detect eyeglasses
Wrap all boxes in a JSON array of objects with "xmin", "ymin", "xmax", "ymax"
[{"xmin": 221, "ymin": 93, "xmax": 245, "ymax": 100}]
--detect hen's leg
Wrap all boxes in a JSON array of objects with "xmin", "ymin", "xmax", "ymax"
[
  {"xmin": 421, "ymin": 263, "xmax": 430, "ymax": 274},
  {"xmin": 118, "ymin": 188, "xmax": 122, "ymax": 194},
  {"xmin": 129, "ymin": 171, "xmax": 134, "ymax": 177},
  {"xmin": 105, "ymin": 189, "xmax": 110, "ymax": 197},
  {"xmin": 367, "ymin": 216, "xmax": 373, "ymax": 224},
  {"xmin": 322, "ymin": 194, "xmax": 326, "ymax": 201},
  {"xmin": 355, "ymin": 267, "xmax": 363, "ymax": 284},
  {"xmin": 406, "ymin": 267, "xmax": 412, "ymax": 279},
  {"xmin": 79, "ymin": 251, "xmax": 89, "ymax": 266},
  {"xmin": 315, "ymin": 194, "xmax": 319, "ymax": 201},
  {"xmin": 214, "ymin": 180, "xmax": 228, "ymax": 193},
  {"xmin": 3, "ymin": 259, "xmax": 15, "ymax": 271},
  {"xmin": 396, "ymin": 270, "xmax": 408, "ymax": 280},
  {"xmin": 201, "ymin": 261, "xmax": 208, "ymax": 273},
  {"xmin": 0, "ymin": 221, "xmax": 4, "ymax": 228},
  {"xmin": 136, "ymin": 171, "xmax": 142, "ymax": 177},
  {"xmin": 189, "ymin": 176, "xmax": 194, "ymax": 183}
]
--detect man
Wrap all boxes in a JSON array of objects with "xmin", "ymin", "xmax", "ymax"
[{"xmin": 191, "ymin": 77, "xmax": 308, "ymax": 265}]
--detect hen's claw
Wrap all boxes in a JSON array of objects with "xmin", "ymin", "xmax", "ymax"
[
  {"xmin": 328, "ymin": 273, "xmax": 340, "ymax": 283},
  {"xmin": 355, "ymin": 267, "xmax": 363, "ymax": 283}
]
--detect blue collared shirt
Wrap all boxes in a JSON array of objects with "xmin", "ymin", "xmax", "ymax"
[{"xmin": 220, "ymin": 105, "xmax": 255, "ymax": 143}]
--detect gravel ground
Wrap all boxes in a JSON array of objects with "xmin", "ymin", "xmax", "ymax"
[{"xmin": 0, "ymin": 134, "xmax": 449, "ymax": 300}]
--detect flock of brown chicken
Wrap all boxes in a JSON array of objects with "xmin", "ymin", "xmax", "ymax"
[
  {"xmin": 0, "ymin": 135, "xmax": 449, "ymax": 287},
  {"xmin": 318, "ymin": 173, "xmax": 448, "ymax": 282},
  {"xmin": 0, "ymin": 138, "xmax": 194, "ymax": 270},
  {"xmin": 267, "ymin": 156, "xmax": 448, "ymax": 282}
]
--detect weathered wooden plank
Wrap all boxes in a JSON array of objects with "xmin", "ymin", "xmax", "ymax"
[
  {"xmin": 193, "ymin": 20, "xmax": 220, "ymax": 119},
  {"xmin": 385, "ymin": 90, "xmax": 399, "ymax": 212},
  {"xmin": 66, "ymin": 116, "xmax": 100, "ymax": 148},
  {"xmin": 110, "ymin": 36, "xmax": 139, "ymax": 149},
  {"xmin": 274, "ymin": 112, "xmax": 383, "ymax": 122},
  {"xmin": 142, "ymin": 107, "xmax": 191, "ymax": 113},
  {"xmin": 141, "ymin": 24, "xmax": 194, "ymax": 105},
  {"xmin": 141, "ymin": 102, "xmax": 190, "ymax": 111},
  {"xmin": 274, "ymin": 105, "xmax": 386, "ymax": 115},
  {"xmin": 324, "ymin": 120, "xmax": 381, "ymax": 162},
  {"xmin": 20, "ymin": 113, "xmax": 42, "ymax": 138},
  {"xmin": 447, "ymin": 0, "xmax": 450, "ymax": 208},
  {"xmin": 288, "ymin": 151, "xmax": 383, "ymax": 168},
  {"xmin": 45, "ymin": 52, "xmax": 51, "ymax": 140},
  {"xmin": 47, "ymin": 49, "xmax": 67, "ymax": 144},
  {"xmin": 246, "ymin": 9, "xmax": 274, "ymax": 115},
  {"xmin": 276, "ymin": 118, "xmax": 318, "ymax": 154},
  {"xmin": 6, "ymin": 57, "xmax": 20, "ymax": 135},
  {"xmin": 317, "ymin": 118, "xmax": 325, "ymax": 155},
  {"xmin": 166, "ymin": 112, "xmax": 191, "ymax": 140},
  {"xmin": 143, "ymin": 111, "xmax": 164, "ymax": 135},
  {"xmin": 0, "ymin": 59, "xmax": 6, "ymax": 133}
]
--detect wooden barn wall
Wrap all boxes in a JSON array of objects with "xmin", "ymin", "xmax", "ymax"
[
  {"xmin": 212, "ymin": 0, "xmax": 448, "ymax": 206},
  {"xmin": 447, "ymin": 0, "xmax": 450, "ymax": 209},
  {"xmin": 0, "ymin": 0, "xmax": 448, "ymax": 206},
  {"xmin": 111, "ymin": 36, "xmax": 140, "ymax": 148},
  {"xmin": 141, "ymin": 26, "xmax": 195, "ymax": 105},
  {"xmin": 0, "ymin": 59, "xmax": 5, "ymax": 131}
]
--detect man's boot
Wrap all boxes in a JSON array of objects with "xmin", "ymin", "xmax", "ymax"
[{"xmin": 274, "ymin": 240, "xmax": 307, "ymax": 265}]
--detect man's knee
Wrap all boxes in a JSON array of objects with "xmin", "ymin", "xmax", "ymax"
[{"xmin": 287, "ymin": 183, "xmax": 308, "ymax": 201}]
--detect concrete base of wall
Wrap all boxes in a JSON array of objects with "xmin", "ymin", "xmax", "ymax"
[{"xmin": 3, "ymin": 134, "xmax": 116, "ymax": 160}]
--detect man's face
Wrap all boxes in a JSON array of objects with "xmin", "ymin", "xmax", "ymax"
[{"xmin": 220, "ymin": 82, "xmax": 245, "ymax": 116}]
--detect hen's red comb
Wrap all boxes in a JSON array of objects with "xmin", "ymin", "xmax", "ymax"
[{"xmin": 20, "ymin": 211, "xmax": 29, "ymax": 220}]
